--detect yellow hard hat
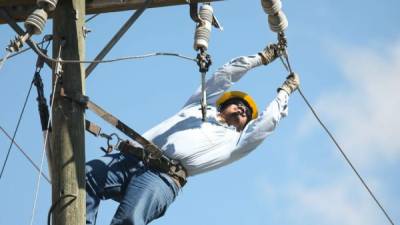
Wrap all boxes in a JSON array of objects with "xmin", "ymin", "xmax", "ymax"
[{"xmin": 216, "ymin": 91, "xmax": 258, "ymax": 120}]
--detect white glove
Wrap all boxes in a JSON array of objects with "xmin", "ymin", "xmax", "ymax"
[
  {"xmin": 258, "ymin": 44, "xmax": 280, "ymax": 65},
  {"xmin": 278, "ymin": 72, "xmax": 300, "ymax": 95}
]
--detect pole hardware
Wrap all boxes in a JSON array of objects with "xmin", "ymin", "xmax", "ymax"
[
  {"xmin": 196, "ymin": 49, "xmax": 212, "ymax": 121},
  {"xmin": 33, "ymin": 56, "xmax": 51, "ymax": 131},
  {"xmin": 188, "ymin": 1, "xmax": 223, "ymax": 31},
  {"xmin": 7, "ymin": 9, "xmax": 48, "ymax": 53},
  {"xmin": 261, "ymin": 0, "xmax": 288, "ymax": 33},
  {"xmin": 193, "ymin": 3, "xmax": 215, "ymax": 121},
  {"xmin": 196, "ymin": 49, "xmax": 212, "ymax": 73},
  {"xmin": 37, "ymin": 0, "xmax": 59, "ymax": 12},
  {"xmin": 99, "ymin": 132, "xmax": 122, "ymax": 154}
]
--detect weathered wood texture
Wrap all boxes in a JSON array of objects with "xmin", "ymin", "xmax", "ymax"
[
  {"xmin": 50, "ymin": 0, "xmax": 86, "ymax": 224},
  {"xmin": 0, "ymin": 0, "xmax": 221, "ymax": 24}
]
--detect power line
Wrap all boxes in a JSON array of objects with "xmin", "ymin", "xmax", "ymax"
[
  {"xmin": 31, "ymin": 42, "xmax": 197, "ymax": 64},
  {"xmin": 0, "ymin": 77, "xmax": 34, "ymax": 181},
  {"xmin": 0, "ymin": 126, "xmax": 50, "ymax": 183}
]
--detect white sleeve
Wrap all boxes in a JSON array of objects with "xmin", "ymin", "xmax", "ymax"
[
  {"xmin": 231, "ymin": 91, "xmax": 289, "ymax": 159},
  {"xmin": 183, "ymin": 54, "xmax": 264, "ymax": 108}
]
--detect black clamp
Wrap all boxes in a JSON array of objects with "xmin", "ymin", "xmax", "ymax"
[
  {"xmin": 277, "ymin": 32, "xmax": 289, "ymax": 56},
  {"xmin": 196, "ymin": 50, "xmax": 212, "ymax": 73}
]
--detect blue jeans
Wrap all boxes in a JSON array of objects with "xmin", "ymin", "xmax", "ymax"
[{"xmin": 86, "ymin": 153, "xmax": 180, "ymax": 225}]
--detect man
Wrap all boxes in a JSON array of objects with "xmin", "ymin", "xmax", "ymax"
[{"xmin": 85, "ymin": 45, "xmax": 300, "ymax": 225}]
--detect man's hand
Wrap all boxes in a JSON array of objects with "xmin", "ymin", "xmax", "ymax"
[
  {"xmin": 278, "ymin": 72, "xmax": 300, "ymax": 95},
  {"xmin": 258, "ymin": 44, "xmax": 280, "ymax": 65}
]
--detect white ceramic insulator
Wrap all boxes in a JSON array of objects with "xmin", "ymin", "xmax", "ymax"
[
  {"xmin": 261, "ymin": 0, "xmax": 282, "ymax": 15},
  {"xmin": 194, "ymin": 4, "xmax": 213, "ymax": 51},
  {"xmin": 268, "ymin": 11, "xmax": 288, "ymax": 33},
  {"xmin": 37, "ymin": 0, "xmax": 58, "ymax": 12},
  {"xmin": 24, "ymin": 9, "xmax": 48, "ymax": 35}
]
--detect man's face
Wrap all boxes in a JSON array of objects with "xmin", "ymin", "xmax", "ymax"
[{"xmin": 219, "ymin": 101, "xmax": 250, "ymax": 131}]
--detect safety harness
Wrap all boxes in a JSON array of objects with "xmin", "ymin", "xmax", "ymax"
[{"xmin": 61, "ymin": 91, "xmax": 188, "ymax": 187}]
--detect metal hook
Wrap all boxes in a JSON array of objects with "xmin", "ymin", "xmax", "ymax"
[{"xmin": 99, "ymin": 132, "xmax": 122, "ymax": 154}]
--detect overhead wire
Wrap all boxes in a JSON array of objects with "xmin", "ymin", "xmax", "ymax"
[
  {"xmin": 0, "ymin": 126, "xmax": 50, "ymax": 183},
  {"xmin": 29, "ymin": 42, "xmax": 63, "ymax": 225},
  {"xmin": 280, "ymin": 52, "xmax": 395, "ymax": 225},
  {"xmin": 0, "ymin": 75, "xmax": 35, "ymax": 181},
  {"xmin": 31, "ymin": 42, "xmax": 197, "ymax": 64}
]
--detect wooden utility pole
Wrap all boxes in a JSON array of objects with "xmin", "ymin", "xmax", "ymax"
[{"xmin": 50, "ymin": 0, "xmax": 86, "ymax": 225}]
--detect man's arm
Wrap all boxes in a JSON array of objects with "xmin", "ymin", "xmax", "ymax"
[
  {"xmin": 183, "ymin": 54, "xmax": 264, "ymax": 108},
  {"xmin": 231, "ymin": 73, "xmax": 300, "ymax": 159},
  {"xmin": 182, "ymin": 44, "xmax": 280, "ymax": 108}
]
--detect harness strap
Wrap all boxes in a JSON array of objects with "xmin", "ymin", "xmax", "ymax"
[
  {"xmin": 60, "ymin": 91, "xmax": 187, "ymax": 186},
  {"xmin": 117, "ymin": 141, "xmax": 187, "ymax": 187},
  {"xmin": 85, "ymin": 100, "xmax": 164, "ymax": 159}
]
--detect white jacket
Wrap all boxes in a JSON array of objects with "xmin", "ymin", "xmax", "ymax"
[{"xmin": 143, "ymin": 55, "xmax": 289, "ymax": 176}]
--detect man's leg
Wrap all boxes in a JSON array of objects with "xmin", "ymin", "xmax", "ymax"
[
  {"xmin": 85, "ymin": 153, "xmax": 142, "ymax": 225},
  {"xmin": 110, "ymin": 170, "xmax": 180, "ymax": 225}
]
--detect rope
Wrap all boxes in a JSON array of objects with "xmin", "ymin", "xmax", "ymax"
[
  {"xmin": 0, "ymin": 126, "xmax": 51, "ymax": 183},
  {"xmin": 280, "ymin": 53, "xmax": 395, "ymax": 225},
  {"xmin": 0, "ymin": 77, "xmax": 35, "ymax": 181}
]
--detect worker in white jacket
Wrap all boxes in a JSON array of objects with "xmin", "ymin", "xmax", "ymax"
[{"xmin": 85, "ymin": 45, "xmax": 300, "ymax": 225}]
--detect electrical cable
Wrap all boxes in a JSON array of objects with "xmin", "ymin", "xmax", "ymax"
[
  {"xmin": 47, "ymin": 194, "xmax": 77, "ymax": 225},
  {"xmin": 0, "ymin": 126, "xmax": 51, "ymax": 184},
  {"xmin": 29, "ymin": 74, "xmax": 60, "ymax": 225},
  {"xmin": 31, "ymin": 42, "xmax": 196, "ymax": 64},
  {"xmin": 29, "ymin": 41, "xmax": 65, "ymax": 225},
  {"xmin": 0, "ymin": 76, "xmax": 35, "ymax": 181},
  {"xmin": 279, "ymin": 53, "xmax": 395, "ymax": 225}
]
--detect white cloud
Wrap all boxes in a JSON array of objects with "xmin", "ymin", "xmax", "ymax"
[
  {"xmin": 298, "ymin": 40, "xmax": 400, "ymax": 166},
  {"xmin": 257, "ymin": 177, "xmax": 384, "ymax": 225}
]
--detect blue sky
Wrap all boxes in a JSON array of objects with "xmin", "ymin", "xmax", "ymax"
[{"xmin": 0, "ymin": 0, "xmax": 399, "ymax": 225}]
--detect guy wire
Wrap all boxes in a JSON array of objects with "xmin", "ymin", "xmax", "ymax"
[{"xmin": 281, "ymin": 53, "xmax": 395, "ymax": 225}]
